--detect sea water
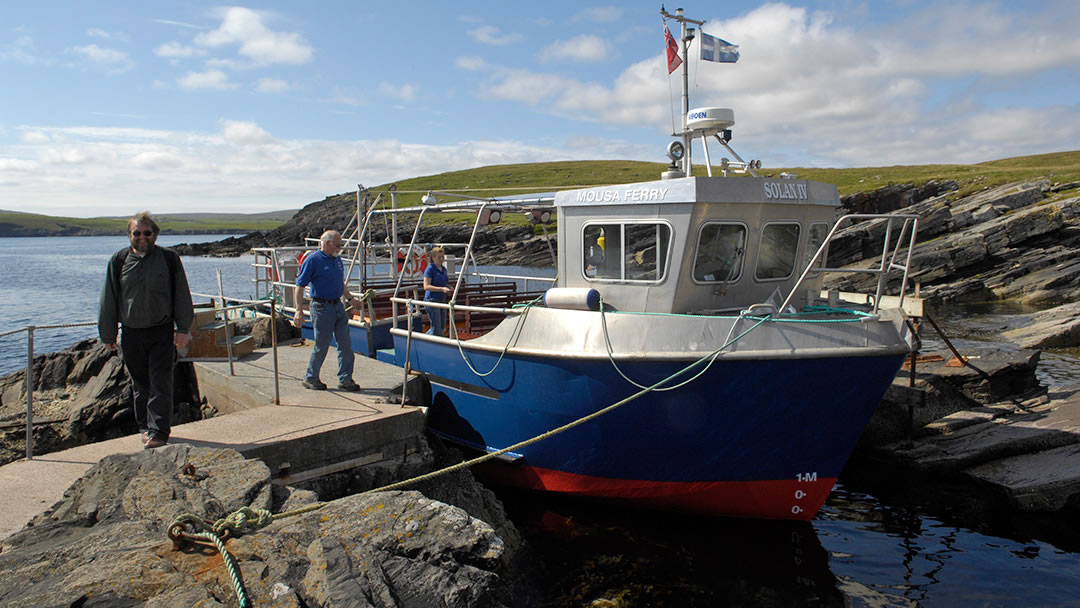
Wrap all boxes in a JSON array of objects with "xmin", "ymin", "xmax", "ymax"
[{"xmin": 2, "ymin": 236, "xmax": 1080, "ymax": 606}]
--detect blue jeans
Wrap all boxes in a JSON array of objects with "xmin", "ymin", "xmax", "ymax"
[
  {"xmin": 425, "ymin": 299, "xmax": 446, "ymax": 336},
  {"xmin": 306, "ymin": 300, "xmax": 354, "ymax": 384}
]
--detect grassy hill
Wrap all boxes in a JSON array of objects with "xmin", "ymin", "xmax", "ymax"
[
  {"xmin": 349, "ymin": 150, "xmax": 1080, "ymax": 228},
  {"xmin": 0, "ymin": 209, "xmax": 296, "ymax": 237},
  {"xmin": 5, "ymin": 149, "xmax": 1077, "ymax": 237}
]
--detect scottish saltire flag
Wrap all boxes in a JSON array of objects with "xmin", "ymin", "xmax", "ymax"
[{"xmin": 700, "ymin": 32, "xmax": 739, "ymax": 63}]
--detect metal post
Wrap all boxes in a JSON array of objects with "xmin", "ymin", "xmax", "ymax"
[
  {"xmin": 217, "ymin": 269, "xmax": 235, "ymax": 375},
  {"xmin": 400, "ymin": 301, "xmax": 415, "ymax": 407},
  {"xmin": 25, "ymin": 326, "xmax": 34, "ymax": 460},
  {"xmin": 271, "ymin": 299, "xmax": 280, "ymax": 405}
]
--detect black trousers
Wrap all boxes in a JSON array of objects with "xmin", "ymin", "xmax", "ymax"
[{"xmin": 121, "ymin": 323, "xmax": 175, "ymax": 440}]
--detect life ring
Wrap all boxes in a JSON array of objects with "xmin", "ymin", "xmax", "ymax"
[
  {"xmin": 297, "ymin": 250, "xmax": 313, "ymax": 266},
  {"xmin": 396, "ymin": 246, "xmax": 428, "ymax": 276},
  {"xmin": 263, "ymin": 254, "xmax": 279, "ymax": 282}
]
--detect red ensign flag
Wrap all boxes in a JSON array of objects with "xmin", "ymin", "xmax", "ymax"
[{"xmin": 664, "ymin": 25, "xmax": 682, "ymax": 74}]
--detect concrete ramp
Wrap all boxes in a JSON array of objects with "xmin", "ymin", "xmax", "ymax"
[{"xmin": 0, "ymin": 340, "xmax": 428, "ymax": 541}]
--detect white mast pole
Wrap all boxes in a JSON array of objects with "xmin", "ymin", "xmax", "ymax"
[{"xmin": 661, "ymin": 7, "xmax": 705, "ymax": 176}]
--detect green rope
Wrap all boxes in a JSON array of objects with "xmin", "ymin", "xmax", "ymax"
[
  {"xmin": 192, "ymin": 529, "xmax": 251, "ymax": 608},
  {"xmin": 447, "ymin": 295, "xmax": 543, "ymax": 378}
]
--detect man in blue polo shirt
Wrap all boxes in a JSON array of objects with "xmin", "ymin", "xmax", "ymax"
[{"xmin": 292, "ymin": 230, "xmax": 363, "ymax": 391}]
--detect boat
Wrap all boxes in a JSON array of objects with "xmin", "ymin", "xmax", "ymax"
[{"xmin": 252, "ymin": 8, "xmax": 921, "ymax": 520}]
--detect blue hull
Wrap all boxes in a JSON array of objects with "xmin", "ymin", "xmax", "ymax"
[{"xmin": 393, "ymin": 334, "xmax": 905, "ymax": 519}]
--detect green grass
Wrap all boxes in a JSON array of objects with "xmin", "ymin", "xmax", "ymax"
[
  {"xmin": 7, "ymin": 149, "xmax": 1078, "ymax": 237},
  {"xmin": 0, "ymin": 210, "xmax": 289, "ymax": 237},
  {"xmin": 357, "ymin": 151, "xmax": 1080, "ymax": 218}
]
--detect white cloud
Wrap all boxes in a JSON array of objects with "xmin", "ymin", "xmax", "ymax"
[
  {"xmin": 152, "ymin": 18, "xmax": 204, "ymax": 30},
  {"xmin": 256, "ymin": 78, "xmax": 289, "ymax": 93},
  {"xmin": 320, "ymin": 90, "xmax": 363, "ymax": 106},
  {"xmin": 455, "ymin": 56, "xmax": 488, "ymax": 71},
  {"xmin": 468, "ymin": 25, "xmax": 522, "ymax": 46},
  {"xmin": 458, "ymin": 2, "xmax": 1080, "ymax": 167},
  {"xmin": 0, "ymin": 158, "xmax": 39, "ymax": 172},
  {"xmin": 70, "ymin": 44, "xmax": 134, "ymax": 73},
  {"xmin": 571, "ymin": 6, "xmax": 623, "ymax": 23},
  {"xmin": 154, "ymin": 41, "xmax": 206, "ymax": 59},
  {"xmin": 378, "ymin": 82, "xmax": 417, "ymax": 101},
  {"xmin": 538, "ymin": 35, "xmax": 612, "ymax": 63},
  {"xmin": 195, "ymin": 7, "xmax": 313, "ymax": 65},
  {"xmin": 222, "ymin": 120, "xmax": 274, "ymax": 145},
  {"xmin": 20, "ymin": 130, "xmax": 50, "ymax": 144},
  {"xmin": 0, "ymin": 34, "xmax": 36, "ymax": 64},
  {"xmin": 0, "ymin": 124, "xmax": 608, "ymax": 215},
  {"xmin": 177, "ymin": 69, "xmax": 235, "ymax": 90},
  {"xmin": 87, "ymin": 28, "xmax": 127, "ymax": 41}
]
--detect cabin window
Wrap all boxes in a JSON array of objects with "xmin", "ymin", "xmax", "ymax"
[
  {"xmin": 583, "ymin": 222, "xmax": 670, "ymax": 282},
  {"xmin": 755, "ymin": 222, "xmax": 801, "ymax": 280},
  {"xmin": 693, "ymin": 222, "xmax": 746, "ymax": 283},
  {"xmin": 803, "ymin": 222, "xmax": 830, "ymax": 276}
]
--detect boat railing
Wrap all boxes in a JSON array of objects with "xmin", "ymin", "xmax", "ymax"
[
  {"xmin": 466, "ymin": 271, "xmax": 556, "ymax": 293},
  {"xmin": 778, "ymin": 213, "xmax": 920, "ymax": 316}
]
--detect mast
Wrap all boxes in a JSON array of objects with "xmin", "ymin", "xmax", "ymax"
[{"xmin": 661, "ymin": 6, "xmax": 704, "ymax": 176}]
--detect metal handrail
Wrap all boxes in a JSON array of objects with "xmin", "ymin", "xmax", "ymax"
[
  {"xmin": 466, "ymin": 271, "xmax": 556, "ymax": 292},
  {"xmin": 5, "ymin": 294, "xmax": 284, "ymax": 461},
  {"xmin": 777, "ymin": 213, "xmax": 920, "ymax": 316},
  {"xmin": 1, "ymin": 321, "xmax": 97, "ymax": 460}
]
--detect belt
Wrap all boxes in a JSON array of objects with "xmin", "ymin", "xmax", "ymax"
[{"xmin": 311, "ymin": 297, "xmax": 340, "ymax": 304}]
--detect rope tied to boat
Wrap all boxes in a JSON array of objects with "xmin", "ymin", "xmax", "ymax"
[{"xmin": 164, "ymin": 298, "xmax": 883, "ymax": 607}]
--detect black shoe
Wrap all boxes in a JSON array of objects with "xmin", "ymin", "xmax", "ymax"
[
  {"xmin": 302, "ymin": 379, "xmax": 327, "ymax": 390},
  {"xmin": 338, "ymin": 380, "xmax": 361, "ymax": 392}
]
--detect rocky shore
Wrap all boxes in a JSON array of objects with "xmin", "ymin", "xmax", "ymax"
[
  {"xmin": 0, "ymin": 442, "xmax": 525, "ymax": 608},
  {"xmin": 170, "ymin": 190, "xmax": 557, "ymax": 267},
  {"xmin": 4, "ymin": 177, "xmax": 1080, "ymax": 604}
]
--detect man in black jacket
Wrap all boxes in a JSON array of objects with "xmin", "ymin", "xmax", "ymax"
[{"xmin": 98, "ymin": 211, "xmax": 194, "ymax": 449}]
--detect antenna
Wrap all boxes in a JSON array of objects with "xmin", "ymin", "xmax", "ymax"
[{"xmin": 660, "ymin": 6, "xmax": 705, "ymax": 175}]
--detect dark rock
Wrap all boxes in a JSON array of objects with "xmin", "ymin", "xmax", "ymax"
[
  {"xmin": 65, "ymin": 356, "xmax": 132, "ymax": 436},
  {"xmin": 839, "ymin": 180, "xmax": 958, "ymax": 215},
  {"xmin": 0, "ymin": 445, "xmax": 517, "ymax": 608},
  {"xmin": 67, "ymin": 341, "xmax": 113, "ymax": 384},
  {"xmin": 861, "ymin": 350, "xmax": 1043, "ymax": 446},
  {"xmin": 1050, "ymin": 181, "xmax": 1080, "ymax": 193},
  {"xmin": 229, "ymin": 315, "xmax": 300, "ymax": 347},
  {"xmin": 1002, "ymin": 302, "xmax": 1080, "ymax": 349}
]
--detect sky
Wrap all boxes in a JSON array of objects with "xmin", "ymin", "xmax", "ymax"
[{"xmin": 1, "ymin": 1, "xmax": 1079, "ymax": 217}]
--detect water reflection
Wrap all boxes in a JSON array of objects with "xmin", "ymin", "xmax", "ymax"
[
  {"xmin": 499, "ymin": 473, "xmax": 1080, "ymax": 608},
  {"xmin": 500, "ymin": 489, "xmax": 843, "ymax": 607}
]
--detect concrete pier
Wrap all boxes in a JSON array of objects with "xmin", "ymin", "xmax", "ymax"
[{"xmin": 0, "ymin": 339, "xmax": 427, "ymax": 541}]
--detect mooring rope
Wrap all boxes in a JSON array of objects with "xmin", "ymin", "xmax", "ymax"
[
  {"xmin": 448, "ymin": 296, "xmax": 542, "ymax": 377},
  {"xmin": 166, "ymin": 299, "xmax": 881, "ymax": 607},
  {"xmin": 600, "ymin": 302, "xmax": 772, "ymax": 392}
]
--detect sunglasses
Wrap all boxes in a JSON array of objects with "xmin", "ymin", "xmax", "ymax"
[{"xmin": 131, "ymin": 230, "xmax": 154, "ymax": 237}]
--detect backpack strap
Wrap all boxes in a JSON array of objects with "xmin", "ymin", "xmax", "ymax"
[{"xmin": 110, "ymin": 248, "xmax": 129, "ymax": 304}]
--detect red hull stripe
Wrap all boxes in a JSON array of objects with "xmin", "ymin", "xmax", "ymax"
[{"xmin": 476, "ymin": 462, "xmax": 837, "ymax": 521}]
